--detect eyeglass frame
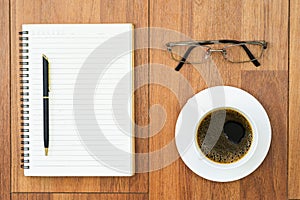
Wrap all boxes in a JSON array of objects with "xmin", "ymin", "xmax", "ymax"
[{"xmin": 166, "ymin": 40, "xmax": 268, "ymax": 71}]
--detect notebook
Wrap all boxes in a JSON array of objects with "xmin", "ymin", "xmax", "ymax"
[{"xmin": 19, "ymin": 24, "xmax": 134, "ymax": 176}]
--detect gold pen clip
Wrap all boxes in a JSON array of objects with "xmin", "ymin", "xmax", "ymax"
[{"xmin": 42, "ymin": 54, "xmax": 50, "ymax": 92}]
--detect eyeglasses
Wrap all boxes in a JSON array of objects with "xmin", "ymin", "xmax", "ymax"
[{"xmin": 166, "ymin": 40, "xmax": 268, "ymax": 71}]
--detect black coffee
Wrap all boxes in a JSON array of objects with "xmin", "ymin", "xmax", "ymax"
[{"xmin": 196, "ymin": 108, "xmax": 253, "ymax": 163}]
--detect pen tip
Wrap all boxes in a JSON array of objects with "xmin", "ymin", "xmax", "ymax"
[
  {"xmin": 45, "ymin": 148, "xmax": 48, "ymax": 156},
  {"xmin": 42, "ymin": 54, "xmax": 48, "ymax": 60}
]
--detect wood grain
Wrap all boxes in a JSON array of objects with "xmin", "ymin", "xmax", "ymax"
[
  {"xmin": 11, "ymin": 193, "xmax": 147, "ymax": 200},
  {"xmin": 149, "ymin": 1, "xmax": 288, "ymax": 199},
  {"xmin": 10, "ymin": 0, "xmax": 149, "ymax": 193},
  {"xmin": 50, "ymin": 193, "xmax": 147, "ymax": 200},
  {"xmin": 0, "ymin": 0, "xmax": 11, "ymax": 200},
  {"xmin": 241, "ymin": 0, "xmax": 288, "ymax": 71},
  {"xmin": 241, "ymin": 71, "xmax": 287, "ymax": 199},
  {"xmin": 289, "ymin": 0, "xmax": 300, "ymax": 198},
  {"xmin": 12, "ymin": 193, "xmax": 50, "ymax": 200}
]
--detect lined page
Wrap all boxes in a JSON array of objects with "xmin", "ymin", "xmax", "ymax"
[{"xmin": 23, "ymin": 24, "xmax": 134, "ymax": 176}]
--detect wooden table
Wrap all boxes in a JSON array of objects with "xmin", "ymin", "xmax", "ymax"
[{"xmin": 1, "ymin": 0, "xmax": 299, "ymax": 199}]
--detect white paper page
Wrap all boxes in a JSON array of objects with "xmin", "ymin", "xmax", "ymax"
[{"xmin": 22, "ymin": 24, "xmax": 134, "ymax": 176}]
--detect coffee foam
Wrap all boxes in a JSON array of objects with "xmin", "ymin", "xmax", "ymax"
[{"xmin": 197, "ymin": 108, "xmax": 253, "ymax": 164}]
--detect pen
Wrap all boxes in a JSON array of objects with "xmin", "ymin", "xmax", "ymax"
[{"xmin": 43, "ymin": 54, "xmax": 50, "ymax": 156}]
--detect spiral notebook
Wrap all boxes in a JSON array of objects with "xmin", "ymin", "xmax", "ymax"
[{"xmin": 19, "ymin": 24, "xmax": 134, "ymax": 176}]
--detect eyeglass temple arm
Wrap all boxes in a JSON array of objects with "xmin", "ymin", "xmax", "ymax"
[
  {"xmin": 175, "ymin": 43, "xmax": 261, "ymax": 71},
  {"xmin": 175, "ymin": 46, "xmax": 196, "ymax": 71},
  {"xmin": 240, "ymin": 45, "xmax": 260, "ymax": 67}
]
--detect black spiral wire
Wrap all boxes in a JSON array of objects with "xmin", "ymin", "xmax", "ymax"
[{"xmin": 19, "ymin": 31, "xmax": 30, "ymax": 169}]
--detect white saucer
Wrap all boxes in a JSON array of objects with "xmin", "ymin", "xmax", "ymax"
[{"xmin": 175, "ymin": 86, "xmax": 271, "ymax": 182}]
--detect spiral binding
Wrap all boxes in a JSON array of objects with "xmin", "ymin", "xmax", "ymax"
[{"xmin": 19, "ymin": 30, "xmax": 30, "ymax": 169}]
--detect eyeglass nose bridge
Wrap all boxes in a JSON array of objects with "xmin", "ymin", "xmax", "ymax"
[
  {"xmin": 207, "ymin": 48, "xmax": 226, "ymax": 53},
  {"xmin": 205, "ymin": 48, "xmax": 227, "ymax": 58}
]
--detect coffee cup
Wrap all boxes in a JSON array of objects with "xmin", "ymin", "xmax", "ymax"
[{"xmin": 193, "ymin": 107, "xmax": 258, "ymax": 169}]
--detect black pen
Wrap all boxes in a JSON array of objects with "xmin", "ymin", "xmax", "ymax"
[{"xmin": 43, "ymin": 54, "xmax": 50, "ymax": 156}]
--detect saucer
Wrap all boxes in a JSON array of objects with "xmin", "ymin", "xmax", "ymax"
[{"xmin": 175, "ymin": 86, "xmax": 271, "ymax": 182}]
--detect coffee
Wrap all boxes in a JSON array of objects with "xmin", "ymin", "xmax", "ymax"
[{"xmin": 196, "ymin": 108, "xmax": 253, "ymax": 164}]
